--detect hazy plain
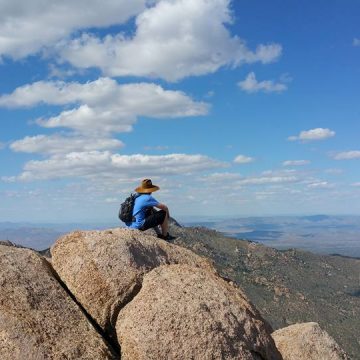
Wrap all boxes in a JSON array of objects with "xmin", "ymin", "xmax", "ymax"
[
  {"xmin": 1, "ymin": 215, "xmax": 359, "ymax": 257},
  {"xmin": 185, "ymin": 215, "xmax": 360, "ymax": 258}
]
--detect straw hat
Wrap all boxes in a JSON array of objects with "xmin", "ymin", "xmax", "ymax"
[{"xmin": 135, "ymin": 179, "xmax": 160, "ymax": 193}]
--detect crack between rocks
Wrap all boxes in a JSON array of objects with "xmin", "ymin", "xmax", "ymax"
[
  {"xmin": 250, "ymin": 350, "xmax": 267, "ymax": 360},
  {"xmin": 104, "ymin": 278, "xmax": 144, "ymax": 357},
  {"xmin": 42, "ymin": 257, "xmax": 120, "ymax": 358}
]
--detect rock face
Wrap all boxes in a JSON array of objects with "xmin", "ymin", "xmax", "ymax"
[
  {"xmin": 272, "ymin": 322, "xmax": 349, "ymax": 360},
  {"xmin": 0, "ymin": 240, "xmax": 16, "ymax": 246},
  {"xmin": 50, "ymin": 228, "xmax": 212, "ymax": 339},
  {"xmin": 0, "ymin": 245, "xmax": 115, "ymax": 359},
  {"xmin": 4, "ymin": 225, "xmax": 351, "ymax": 360},
  {"xmin": 117, "ymin": 264, "xmax": 282, "ymax": 360}
]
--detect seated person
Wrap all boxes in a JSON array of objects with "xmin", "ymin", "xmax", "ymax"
[{"xmin": 127, "ymin": 179, "xmax": 175, "ymax": 241}]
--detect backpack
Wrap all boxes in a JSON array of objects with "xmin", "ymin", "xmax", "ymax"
[{"xmin": 118, "ymin": 193, "xmax": 139, "ymax": 223}]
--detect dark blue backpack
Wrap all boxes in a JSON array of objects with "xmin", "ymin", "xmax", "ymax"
[{"xmin": 118, "ymin": 193, "xmax": 139, "ymax": 223}]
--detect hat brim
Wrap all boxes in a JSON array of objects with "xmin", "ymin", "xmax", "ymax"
[{"xmin": 135, "ymin": 185, "xmax": 160, "ymax": 193}]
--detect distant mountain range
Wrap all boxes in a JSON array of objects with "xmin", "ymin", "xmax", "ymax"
[
  {"xmin": 185, "ymin": 215, "xmax": 360, "ymax": 258},
  {"xmin": 1, "ymin": 215, "xmax": 360, "ymax": 258}
]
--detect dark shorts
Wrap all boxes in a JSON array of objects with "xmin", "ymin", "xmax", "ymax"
[{"xmin": 140, "ymin": 209, "xmax": 166, "ymax": 231}]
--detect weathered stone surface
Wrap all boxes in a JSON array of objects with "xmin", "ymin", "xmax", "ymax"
[
  {"xmin": 272, "ymin": 322, "xmax": 349, "ymax": 360},
  {"xmin": 0, "ymin": 245, "xmax": 115, "ymax": 360},
  {"xmin": 116, "ymin": 264, "xmax": 282, "ymax": 360},
  {"xmin": 50, "ymin": 228, "xmax": 212, "ymax": 338}
]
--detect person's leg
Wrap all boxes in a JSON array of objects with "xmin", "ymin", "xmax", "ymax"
[
  {"xmin": 145, "ymin": 208, "xmax": 161, "ymax": 234},
  {"xmin": 140, "ymin": 209, "xmax": 166, "ymax": 232},
  {"xmin": 160, "ymin": 210, "xmax": 169, "ymax": 236}
]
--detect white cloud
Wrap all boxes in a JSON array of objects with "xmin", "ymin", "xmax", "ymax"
[
  {"xmin": 10, "ymin": 134, "xmax": 124, "ymax": 154},
  {"xmin": 0, "ymin": 0, "xmax": 147, "ymax": 59},
  {"xmin": 7, "ymin": 152, "xmax": 226, "ymax": 181},
  {"xmin": 353, "ymin": 38, "xmax": 360, "ymax": 47},
  {"xmin": 48, "ymin": 64, "xmax": 77, "ymax": 79},
  {"xmin": 351, "ymin": 182, "xmax": 360, "ymax": 187},
  {"xmin": 104, "ymin": 197, "xmax": 118, "ymax": 203},
  {"xmin": 200, "ymin": 172, "xmax": 242, "ymax": 183},
  {"xmin": 59, "ymin": 0, "xmax": 282, "ymax": 81},
  {"xmin": 234, "ymin": 154, "xmax": 255, "ymax": 164},
  {"xmin": 2, "ymin": 77, "xmax": 212, "ymax": 180},
  {"xmin": 255, "ymin": 191, "xmax": 275, "ymax": 200},
  {"xmin": 0, "ymin": 77, "xmax": 209, "ymax": 135},
  {"xmin": 333, "ymin": 151, "xmax": 360, "ymax": 160},
  {"xmin": 143, "ymin": 145, "xmax": 169, "ymax": 151},
  {"xmin": 200, "ymin": 170, "xmax": 300, "ymax": 187},
  {"xmin": 238, "ymin": 175, "xmax": 298, "ymax": 186},
  {"xmin": 324, "ymin": 168, "xmax": 343, "ymax": 175},
  {"xmin": 288, "ymin": 128, "xmax": 335, "ymax": 142},
  {"xmin": 238, "ymin": 72, "xmax": 288, "ymax": 93},
  {"xmin": 262, "ymin": 169, "xmax": 297, "ymax": 176},
  {"xmin": 283, "ymin": 160, "xmax": 310, "ymax": 167},
  {"xmin": 307, "ymin": 181, "xmax": 333, "ymax": 189}
]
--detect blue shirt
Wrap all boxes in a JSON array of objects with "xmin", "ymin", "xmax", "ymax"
[{"xmin": 127, "ymin": 193, "xmax": 159, "ymax": 229}]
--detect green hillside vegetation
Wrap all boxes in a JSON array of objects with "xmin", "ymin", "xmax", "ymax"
[{"xmin": 170, "ymin": 225, "xmax": 360, "ymax": 359}]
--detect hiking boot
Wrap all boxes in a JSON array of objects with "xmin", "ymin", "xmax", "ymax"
[{"xmin": 157, "ymin": 233, "xmax": 177, "ymax": 242}]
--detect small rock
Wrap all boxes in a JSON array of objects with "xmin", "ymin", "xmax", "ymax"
[{"xmin": 272, "ymin": 322, "xmax": 349, "ymax": 360}]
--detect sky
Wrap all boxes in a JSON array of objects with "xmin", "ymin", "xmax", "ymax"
[{"xmin": 0, "ymin": 0, "xmax": 360, "ymax": 223}]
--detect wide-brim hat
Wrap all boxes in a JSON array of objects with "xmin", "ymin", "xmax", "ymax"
[{"xmin": 135, "ymin": 179, "xmax": 160, "ymax": 193}]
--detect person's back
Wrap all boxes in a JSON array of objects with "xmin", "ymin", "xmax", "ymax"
[
  {"xmin": 126, "ymin": 179, "xmax": 175, "ymax": 241},
  {"xmin": 128, "ymin": 193, "xmax": 159, "ymax": 229}
]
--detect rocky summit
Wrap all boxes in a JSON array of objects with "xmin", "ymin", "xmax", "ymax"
[
  {"xmin": 0, "ymin": 227, "xmax": 351, "ymax": 359},
  {"xmin": 50, "ymin": 228, "xmax": 212, "ymax": 341}
]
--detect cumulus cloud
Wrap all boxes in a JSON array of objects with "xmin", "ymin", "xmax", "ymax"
[
  {"xmin": 200, "ymin": 170, "xmax": 300, "ymax": 187},
  {"xmin": 353, "ymin": 38, "xmax": 360, "ymax": 47},
  {"xmin": 0, "ymin": 0, "xmax": 147, "ymax": 59},
  {"xmin": 59, "ymin": 0, "xmax": 282, "ymax": 81},
  {"xmin": 238, "ymin": 175, "xmax": 298, "ymax": 186},
  {"xmin": 288, "ymin": 128, "xmax": 335, "ymax": 142},
  {"xmin": 10, "ymin": 134, "xmax": 124, "ymax": 155},
  {"xmin": 283, "ymin": 160, "xmax": 310, "ymax": 166},
  {"xmin": 234, "ymin": 154, "xmax": 255, "ymax": 164},
  {"xmin": 1, "ymin": 77, "xmax": 213, "ymax": 181},
  {"xmin": 324, "ymin": 168, "xmax": 343, "ymax": 175},
  {"xmin": 0, "ymin": 77, "xmax": 209, "ymax": 135},
  {"xmin": 333, "ymin": 151, "xmax": 360, "ymax": 160},
  {"xmin": 204, "ymin": 172, "xmax": 242, "ymax": 182},
  {"xmin": 238, "ymin": 72, "xmax": 288, "ymax": 93},
  {"xmin": 307, "ymin": 181, "xmax": 334, "ymax": 189},
  {"xmin": 6, "ymin": 152, "xmax": 226, "ymax": 181}
]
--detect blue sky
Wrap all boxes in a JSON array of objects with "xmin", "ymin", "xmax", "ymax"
[{"xmin": 1, "ymin": 0, "xmax": 360, "ymax": 222}]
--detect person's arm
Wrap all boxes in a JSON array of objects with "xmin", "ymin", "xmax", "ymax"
[{"xmin": 155, "ymin": 203, "xmax": 170, "ymax": 217}]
